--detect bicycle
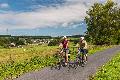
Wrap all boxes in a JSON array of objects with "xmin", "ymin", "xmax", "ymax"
[
  {"xmin": 51, "ymin": 48, "xmax": 71, "ymax": 70},
  {"xmin": 74, "ymin": 48, "xmax": 86, "ymax": 69}
]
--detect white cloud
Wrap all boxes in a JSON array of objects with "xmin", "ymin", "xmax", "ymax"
[
  {"xmin": 0, "ymin": 0, "xmax": 119, "ymax": 31},
  {"xmin": 0, "ymin": 1, "xmax": 88, "ymax": 30},
  {"xmin": 113, "ymin": 0, "xmax": 120, "ymax": 7},
  {"xmin": 0, "ymin": 3, "xmax": 9, "ymax": 8}
]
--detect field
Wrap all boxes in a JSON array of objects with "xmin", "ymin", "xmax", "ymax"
[
  {"xmin": 0, "ymin": 44, "xmax": 113, "ymax": 80},
  {"xmin": 90, "ymin": 52, "xmax": 120, "ymax": 80},
  {"xmin": 0, "ymin": 45, "xmax": 58, "ymax": 63}
]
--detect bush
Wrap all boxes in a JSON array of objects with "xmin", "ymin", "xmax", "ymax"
[
  {"xmin": 73, "ymin": 39, "xmax": 79, "ymax": 44},
  {"xmin": 48, "ymin": 39, "xmax": 59, "ymax": 46},
  {"xmin": 0, "ymin": 37, "xmax": 26, "ymax": 48},
  {"xmin": 9, "ymin": 37, "xmax": 25, "ymax": 46},
  {"xmin": 16, "ymin": 39, "xmax": 25, "ymax": 46},
  {"xmin": 26, "ymin": 38, "xmax": 32, "ymax": 44},
  {"xmin": 0, "ymin": 38, "xmax": 10, "ymax": 48}
]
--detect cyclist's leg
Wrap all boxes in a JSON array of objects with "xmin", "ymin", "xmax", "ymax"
[
  {"xmin": 65, "ymin": 48, "xmax": 69, "ymax": 65},
  {"xmin": 77, "ymin": 48, "xmax": 80, "ymax": 55},
  {"xmin": 83, "ymin": 49, "xmax": 88, "ymax": 63},
  {"xmin": 80, "ymin": 49, "xmax": 84, "ymax": 62},
  {"xmin": 78, "ymin": 48, "xmax": 82, "ymax": 59},
  {"xmin": 85, "ymin": 54, "xmax": 87, "ymax": 62},
  {"xmin": 66, "ymin": 49, "xmax": 68, "ymax": 62},
  {"xmin": 62, "ymin": 49, "xmax": 66, "ymax": 63},
  {"xmin": 77, "ymin": 48, "xmax": 82, "ymax": 66},
  {"xmin": 85, "ymin": 49, "xmax": 88, "ymax": 62}
]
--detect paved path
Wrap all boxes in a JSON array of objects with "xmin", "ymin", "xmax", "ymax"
[{"xmin": 15, "ymin": 46, "xmax": 120, "ymax": 80}]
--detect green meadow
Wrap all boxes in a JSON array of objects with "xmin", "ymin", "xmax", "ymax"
[{"xmin": 0, "ymin": 43, "xmax": 113, "ymax": 80}]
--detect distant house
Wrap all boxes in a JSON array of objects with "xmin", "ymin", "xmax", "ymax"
[{"xmin": 17, "ymin": 45, "xmax": 23, "ymax": 48}]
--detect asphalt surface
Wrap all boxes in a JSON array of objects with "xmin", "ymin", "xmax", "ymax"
[{"xmin": 15, "ymin": 45, "xmax": 120, "ymax": 80}]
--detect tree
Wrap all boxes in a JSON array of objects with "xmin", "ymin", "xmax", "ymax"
[
  {"xmin": 16, "ymin": 39, "xmax": 25, "ymax": 46},
  {"xmin": 85, "ymin": 0, "xmax": 120, "ymax": 45},
  {"xmin": 26, "ymin": 38, "xmax": 32, "ymax": 44},
  {"xmin": 0, "ymin": 37, "xmax": 10, "ymax": 48},
  {"xmin": 9, "ymin": 37, "xmax": 25, "ymax": 46}
]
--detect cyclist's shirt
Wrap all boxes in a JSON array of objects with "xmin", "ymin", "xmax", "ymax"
[
  {"xmin": 79, "ymin": 40, "xmax": 87, "ymax": 49},
  {"xmin": 62, "ymin": 40, "xmax": 68, "ymax": 49}
]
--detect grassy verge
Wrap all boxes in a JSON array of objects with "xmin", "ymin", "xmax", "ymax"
[
  {"xmin": 88, "ymin": 45, "xmax": 114, "ymax": 54},
  {"xmin": 0, "ymin": 45, "xmax": 114, "ymax": 80},
  {"xmin": 90, "ymin": 52, "xmax": 120, "ymax": 80}
]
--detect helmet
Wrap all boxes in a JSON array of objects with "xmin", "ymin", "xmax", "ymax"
[
  {"xmin": 63, "ymin": 36, "xmax": 67, "ymax": 39},
  {"xmin": 80, "ymin": 37, "xmax": 84, "ymax": 40}
]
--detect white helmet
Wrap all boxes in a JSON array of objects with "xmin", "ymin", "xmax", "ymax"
[
  {"xmin": 63, "ymin": 36, "xmax": 67, "ymax": 39},
  {"xmin": 80, "ymin": 37, "xmax": 84, "ymax": 40}
]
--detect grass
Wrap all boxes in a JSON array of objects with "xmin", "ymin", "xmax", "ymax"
[
  {"xmin": 0, "ymin": 44, "xmax": 114, "ymax": 80},
  {"xmin": 0, "ymin": 45, "xmax": 58, "ymax": 63},
  {"xmin": 90, "ymin": 52, "xmax": 120, "ymax": 80},
  {"xmin": 88, "ymin": 45, "xmax": 114, "ymax": 55},
  {"xmin": 0, "ymin": 56, "xmax": 57, "ymax": 80}
]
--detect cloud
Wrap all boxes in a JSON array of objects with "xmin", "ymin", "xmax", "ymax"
[
  {"xmin": 0, "ymin": 3, "xmax": 9, "ymax": 8},
  {"xmin": 0, "ymin": 0, "xmax": 88, "ymax": 30},
  {"xmin": 113, "ymin": 0, "xmax": 120, "ymax": 7},
  {"xmin": 0, "ymin": 0, "xmax": 119, "ymax": 31}
]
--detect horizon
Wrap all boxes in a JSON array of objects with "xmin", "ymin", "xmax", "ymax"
[{"xmin": 0, "ymin": 34, "xmax": 84, "ymax": 37}]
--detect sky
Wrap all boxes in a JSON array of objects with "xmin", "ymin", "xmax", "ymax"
[{"xmin": 0, "ymin": 0, "xmax": 119, "ymax": 36}]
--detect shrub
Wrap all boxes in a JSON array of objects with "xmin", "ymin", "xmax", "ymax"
[{"xmin": 48, "ymin": 39, "xmax": 59, "ymax": 46}]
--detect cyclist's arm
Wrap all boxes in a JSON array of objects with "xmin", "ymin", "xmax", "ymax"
[
  {"xmin": 66, "ymin": 41, "xmax": 69, "ymax": 48},
  {"xmin": 59, "ymin": 43, "xmax": 63, "ymax": 48},
  {"xmin": 82, "ymin": 40, "xmax": 87, "ymax": 49},
  {"xmin": 75, "ymin": 43, "xmax": 79, "ymax": 48}
]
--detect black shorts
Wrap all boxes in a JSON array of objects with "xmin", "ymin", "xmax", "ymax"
[
  {"xmin": 80, "ymin": 49, "xmax": 88, "ymax": 54},
  {"xmin": 63, "ymin": 48, "xmax": 69, "ymax": 54}
]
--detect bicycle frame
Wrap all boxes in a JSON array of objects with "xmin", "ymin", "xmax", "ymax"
[
  {"xmin": 51, "ymin": 48, "xmax": 69, "ymax": 70},
  {"xmin": 74, "ymin": 49, "xmax": 85, "ymax": 68}
]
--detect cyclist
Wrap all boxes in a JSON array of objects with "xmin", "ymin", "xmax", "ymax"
[
  {"xmin": 76, "ymin": 37, "xmax": 88, "ymax": 63},
  {"xmin": 59, "ymin": 36, "xmax": 69, "ymax": 65}
]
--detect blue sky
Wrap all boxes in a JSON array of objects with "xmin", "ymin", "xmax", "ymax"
[
  {"xmin": 0, "ymin": 0, "xmax": 65, "ymax": 12},
  {"xmin": 0, "ymin": 0, "xmax": 119, "ymax": 36}
]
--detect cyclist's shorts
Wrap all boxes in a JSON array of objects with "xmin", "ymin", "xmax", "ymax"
[
  {"xmin": 78, "ymin": 48, "xmax": 88, "ymax": 54},
  {"xmin": 63, "ymin": 48, "xmax": 69, "ymax": 54}
]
